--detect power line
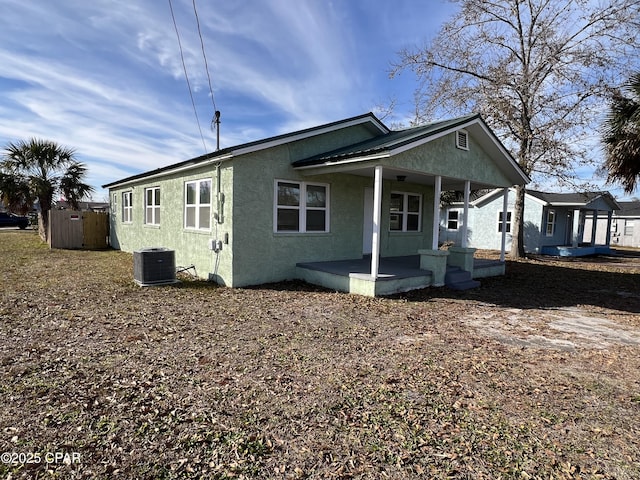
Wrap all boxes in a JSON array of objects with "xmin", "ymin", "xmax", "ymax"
[
  {"xmin": 192, "ymin": 0, "xmax": 217, "ymax": 115},
  {"xmin": 168, "ymin": 0, "xmax": 208, "ymax": 153}
]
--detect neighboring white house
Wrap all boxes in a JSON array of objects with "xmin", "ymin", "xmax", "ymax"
[
  {"xmin": 585, "ymin": 200, "xmax": 640, "ymax": 248},
  {"xmin": 441, "ymin": 188, "xmax": 620, "ymax": 256}
]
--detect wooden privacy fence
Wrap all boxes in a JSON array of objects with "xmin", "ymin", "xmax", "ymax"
[{"xmin": 48, "ymin": 210, "xmax": 110, "ymax": 250}]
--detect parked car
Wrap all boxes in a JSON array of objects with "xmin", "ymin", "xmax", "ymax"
[{"xmin": 0, "ymin": 212, "xmax": 29, "ymax": 229}]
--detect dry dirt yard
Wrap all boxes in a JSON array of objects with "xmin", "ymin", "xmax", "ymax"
[{"xmin": 1, "ymin": 230, "xmax": 639, "ymax": 479}]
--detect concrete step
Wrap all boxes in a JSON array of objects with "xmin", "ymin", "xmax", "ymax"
[
  {"xmin": 445, "ymin": 267, "xmax": 481, "ymax": 290},
  {"xmin": 447, "ymin": 279, "xmax": 481, "ymax": 291}
]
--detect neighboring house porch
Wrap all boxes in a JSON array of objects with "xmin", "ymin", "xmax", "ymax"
[
  {"xmin": 442, "ymin": 188, "xmax": 620, "ymax": 257},
  {"xmin": 589, "ymin": 200, "xmax": 640, "ymax": 249}
]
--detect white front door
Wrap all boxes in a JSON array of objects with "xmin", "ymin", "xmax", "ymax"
[{"xmin": 362, "ymin": 187, "xmax": 374, "ymax": 254}]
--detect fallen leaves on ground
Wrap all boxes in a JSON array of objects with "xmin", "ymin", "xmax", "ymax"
[{"xmin": 1, "ymin": 231, "xmax": 639, "ymax": 479}]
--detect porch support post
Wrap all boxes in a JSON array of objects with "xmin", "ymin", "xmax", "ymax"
[
  {"xmin": 572, "ymin": 209, "xmax": 581, "ymax": 247},
  {"xmin": 605, "ymin": 211, "xmax": 613, "ymax": 246},
  {"xmin": 461, "ymin": 180, "xmax": 470, "ymax": 248},
  {"xmin": 590, "ymin": 210, "xmax": 597, "ymax": 246},
  {"xmin": 370, "ymin": 165, "xmax": 383, "ymax": 280},
  {"xmin": 500, "ymin": 188, "xmax": 509, "ymax": 262},
  {"xmin": 432, "ymin": 175, "xmax": 442, "ymax": 250}
]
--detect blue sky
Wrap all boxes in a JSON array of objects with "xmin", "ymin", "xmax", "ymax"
[{"xmin": 0, "ymin": 0, "xmax": 631, "ymax": 201}]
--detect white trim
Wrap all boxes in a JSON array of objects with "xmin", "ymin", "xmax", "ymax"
[
  {"xmin": 184, "ymin": 178, "xmax": 212, "ymax": 231},
  {"xmin": 234, "ymin": 116, "xmax": 388, "ymax": 156},
  {"xmin": 456, "ymin": 129, "xmax": 469, "ymax": 150},
  {"xmin": 122, "ymin": 190, "xmax": 133, "ymax": 223},
  {"xmin": 500, "ymin": 188, "xmax": 508, "ymax": 261},
  {"xmin": 144, "ymin": 186, "xmax": 161, "ymax": 226},
  {"xmin": 446, "ymin": 208, "xmax": 462, "ymax": 230},
  {"xmin": 292, "ymin": 116, "xmax": 530, "ymax": 187},
  {"xmin": 497, "ymin": 209, "xmax": 513, "ymax": 234},
  {"xmin": 545, "ymin": 208, "xmax": 556, "ymax": 236},
  {"xmin": 274, "ymin": 179, "xmax": 330, "ymax": 233},
  {"xmin": 105, "ymin": 154, "xmax": 232, "ymax": 190},
  {"xmin": 461, "ymin": 180, "xmax": 470, "ymax": 247},
  {"xmin": 389, "ymin": 191, "xmax": 422, "ymax": 232},
  {"xmin": 432, "ymin": 176, "xmax": 442, "ymax": 250},
  {"xmin": 371, "ymin": 166, "xmax": 383, "ymax": 279},
  {"xmin": 292, "ymin": 152, "xmax": 390, "ymax": 170}
]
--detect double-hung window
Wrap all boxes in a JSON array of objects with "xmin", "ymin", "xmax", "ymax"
[
  {"xmin": 447, "ymin": 209, "xmax": 461, "ymax": 230},
  {"xmin": 390, "ymin": 192, "xmax": 421, "ymax": 232},
  {"xmin": 122, "ymin": 191, "xmax": 132, "ymax": 223},
  {"xmin": 545, "ymin": 209, "xmax": 556, "ymax": 236},
  {"xmin": 275, "ymin": 180, "xmax": 329, "ymax": 233},
  {"xmin": 625, "ymin": 220, "xmax": 635, "ymax": 236},
  {"xmin": 145, "ymin": 187, "xmax": 161, "ymax": 225},
  {"xmin": 185, "ymin": 179, "xmax": 211, "ymax": 230},
  {"xmin": 498, "ymin": 210, "xmax": 512, "ymax": 233}
]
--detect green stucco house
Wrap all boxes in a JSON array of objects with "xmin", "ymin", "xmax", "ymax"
[{"xmin": 103, "ymin": 112, "xmax": 529, "ymax": 295}]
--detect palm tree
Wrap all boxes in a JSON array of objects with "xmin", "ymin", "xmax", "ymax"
[
  {"xmin": 602, "ymin": 72, "xmax": 640, "ymax": 194},
  {"xmin": 0, "ymin": 138, "xmax": 93, "ymax": 239}
]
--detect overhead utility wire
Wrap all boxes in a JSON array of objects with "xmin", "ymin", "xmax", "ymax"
[
  {"xmin": 168, "ymin": 0, "xmax": 208, "ymax": 153},
  {"xmin": 192, "ymin": 0, "xmax": 217, "ymax": 114}
]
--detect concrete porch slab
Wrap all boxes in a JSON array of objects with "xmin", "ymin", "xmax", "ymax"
[{"xmin": 296, "ymin": 255, "xmax": 505, "ymax": 296}]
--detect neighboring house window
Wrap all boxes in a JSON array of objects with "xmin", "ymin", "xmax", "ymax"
[
  {"xmin": 122, "ymin": 191, "xmax": 132, "ymax": 223},
  {"xmin": 390, "ymin": 192, "xmax": 421, "ymax": 232},
  {"xmin": 624, "ymin": 220, "xmax": 634, "ymax": 236},
  {"xmin": 447, "ymin": 209, "xmax": 461, "ymax": 230},
  {"xmin": 456, "ymin": 129, "xmax": 469, "ymax": 150},
  {"xmin": 275, "ymin": 180, "xmax": 329, "ymax": 233},
  {"xmin": 145, "ymin": 187, "xmax": 161, "ymax": 225},
  {"xmin": 545, "ymin": 209, "xmax": 556, "ymax": 236},
  {"xmin": 498, "ymin": 211, "xmax": 512, "ymax": 233},
  {"xmin": 185, "ymin": 179, "xmax": 211, "ymax": 230}
]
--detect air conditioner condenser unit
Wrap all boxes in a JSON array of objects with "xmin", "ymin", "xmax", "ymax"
[{"xmin": 133, "ymin": 247, "xmax": 177, "ymax": 286}]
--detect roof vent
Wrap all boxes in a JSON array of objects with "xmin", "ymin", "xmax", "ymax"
[
  {"xmin": 456, "ymin": 130, "xmax": 469, "ymax": 150},
  {"xmin": 133, "ymin": 247, "xmax": 177, "ymax": 286}
]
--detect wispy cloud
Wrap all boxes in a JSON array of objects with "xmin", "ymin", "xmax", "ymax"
[{"xmin": 0, "ymin": 0, "xmax": 461, "ymax": 199}]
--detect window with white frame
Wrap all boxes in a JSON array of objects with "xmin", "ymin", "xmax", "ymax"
[
  {"xmin": 447, "ymin": 209, "xmax": 461, "ymax": 230},
  {"xmin": 498, "ymin": 210, "xmax": 512, "ymax": 233},
  {"xmin": 122, "ymin": 191, "xmax": 132, "ymax": 223},
  {"xmin": 545, "ymin": 209, "xmax": 556, "ymax": 236},
  {"xmin": 390, "ymin": 192, "xmax": 421, "ymax": 232},
  {"xmin": 624, "ymin": 220, "xmax": 634, "ymax": 236},
  {"xmin": 185, "ymin": 179, "xmax": 211, "ymax": 230},
  {"xmin": 145, "ymin": 187, "xmax": 160, "ymax": 225},
  {"xmin": 112, "ymin": 193, "xmax": 117, "ymax": 220},
  {"xmin": 275, "ymin": 180, "xmax": 329, "ymax": 233}
]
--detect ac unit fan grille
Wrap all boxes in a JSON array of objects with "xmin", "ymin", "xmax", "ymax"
[{"xmin": 133, "ymin": 248, "xmax": 177, "ymax": 286}]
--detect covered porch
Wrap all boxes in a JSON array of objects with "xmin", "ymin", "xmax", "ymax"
[
  {"xmin": 291, "ymin": 114, "xmax": 529, "ymax": 296},
  {"xmin": 537, "ymin": 192, "xmax": 620, "ymax": 257}
]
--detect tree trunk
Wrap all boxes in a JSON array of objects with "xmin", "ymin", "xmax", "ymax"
[
  {"xmin": 38, "ymin": 210, "xmax": 48, "ymax": 242},
  {"xmin": 509, "ymin": 185, "xmax": 526, "ymax": 258}
]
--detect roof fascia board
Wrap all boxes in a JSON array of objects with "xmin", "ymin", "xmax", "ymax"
[
  {"xmin": 378, "ymin": 117, "xmax": 529, "ymax": 185},
  {"xmin": 474, "ymin": 120, "xmax": 530, "ymax": 185},
  {"xmin": 232, "ymin": 115, "xmax": 389, "ymax": 156},
  {"xmin": 293, "ymin": 152, "xmax": 391, "ymax": 170},
  {"xmin": 104, "ymin": 153, "xmax": 233, "ymax": 189},
  {"xmin": 524, "ymin": 192, "xmax": 548, "ymax": 206},
  {"xmin": 469, "ymin": 188, "xmax": 502, "ymax": 206}
]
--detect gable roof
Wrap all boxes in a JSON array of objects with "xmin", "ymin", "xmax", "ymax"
[
  {"xmin": 526, "ymin": 190, "xmax": 620, "ymax": 210},
  {"xmin": 102, "ymin": 112, "xmax": 388, "ymax": 189},
  {"xmin": 616, "ymin": 201, "xmax": 640, "ymax": 217},
  {"xmin": 292, "ymin": 114, "xmax": 529, "ymax": 187},
  {"xmin": 468, "ymin": 188, "xmax": 621, "ymax": 210},
  {"xmin": 291, "ymin": 114, "xmax": 480, "ymax": 167}
]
